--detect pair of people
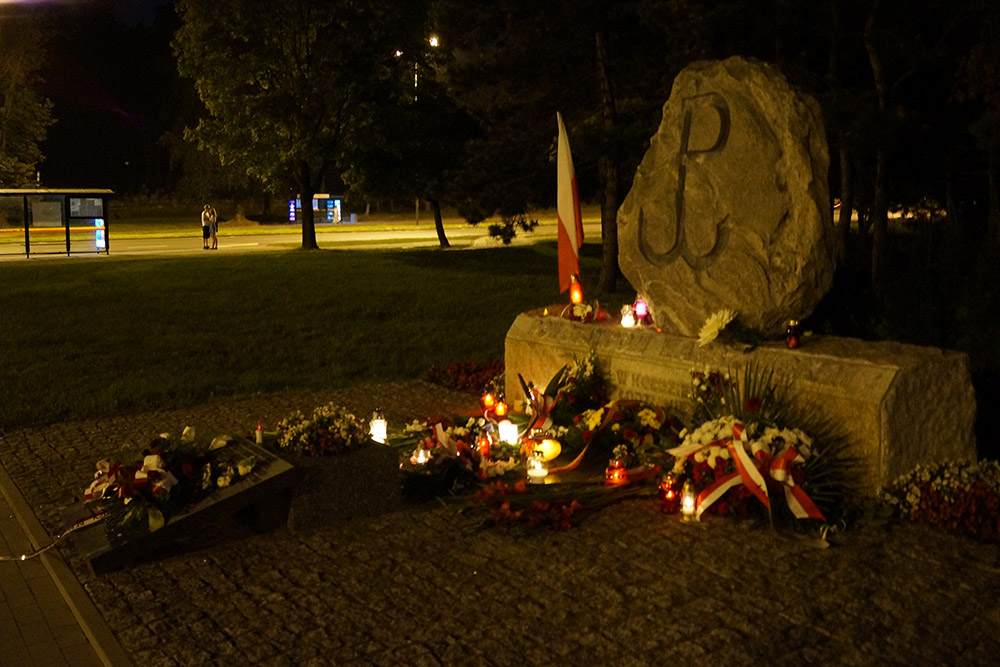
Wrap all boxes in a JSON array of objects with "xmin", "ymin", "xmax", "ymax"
[{"xmin": 201, "ymin": 204, "xmax": 218, "ymax": 249}]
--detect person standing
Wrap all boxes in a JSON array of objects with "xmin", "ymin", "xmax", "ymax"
[
  {"xmin": 210, "ymin": 205, "xmax": 219, "ymax": 249},
  {"xmin": 201, "ymin": 204, "xmax": 214, "ymax": 249}
]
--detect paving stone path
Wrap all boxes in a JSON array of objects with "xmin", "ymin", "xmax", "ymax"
[{"xmin": 2, "ymin": 381, "xmax": 1000, "ymax": 665}]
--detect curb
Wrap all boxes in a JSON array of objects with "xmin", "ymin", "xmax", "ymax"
[{"xmin": 0, "ymin": 461, "xmax": 133, "ymax": 667}]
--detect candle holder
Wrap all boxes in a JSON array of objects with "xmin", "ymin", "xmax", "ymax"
[
  {"xmin": 681, "ymin": 479, "xmax": 697, "ymax": 522},
  {"xmin": 620, "ymin": 304, "xmax": 636, "ymax": 328},
  {"xmin": 634, "ymin": 298, "xmax": 648, "ymax": 323},
  {"xmin": 526, "ymin": 449, "xmax": 548, "ymax": 484},
  {"xmin": 369, "ymin": 408, "xmax": 387, "ymax": 444},
  {"xmin": 785, "ymin": 319, "xmax": 803, "ymax": 349},
  {"xmin": 604, "ymin": 458, "xmax": 630, "ymax": 486},
  {"xmin": 410, "ymin": 443, "xmax": 431, "ymax": 466},
  {"xmin": 658, "ymin": 473, "xmax": 680, "ymax": 514},
  {"xmin": 497, "ymin": 418, "xmax": 519, "ymax": 445},
  {"xmin": 476, "ymin": 434, "xmax": 491, "ymax": 461},
  {"xmin": 569, "ymin": 274, "xmax": 584, "ymax": 305}
]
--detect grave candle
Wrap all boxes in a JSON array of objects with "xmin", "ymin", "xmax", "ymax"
[
  {"xmin": 569, "ymin": 274, "xmax": 583, "ymax": 305},
  {"xmin": 369, "ymin": 408, "xmax": 387, "ymax": 444},
  {"xmin": 620, "ymin": 304, "xmax": 636, "ymax": 328},
  {"xmin": 681, "ymin": 479, "xmax": 697, "ymax": 521},
  {"xmin": 634, "ymin": 298, "xmax": 648, "ymax": 321},
  {"xmin": 526, "ymin": 450, "xmax": 548, "ymax": 483},
  {"xmin": 604, "ymin": 458, "xmax": 629, "ymax": 485},
  {"xmin": 497, "ymin": 418, "xmax": 518, "ymax": 445},
  {"xmin": 410, "ymin": 444, "xmax": 431, "ymax": 465},
  {"xmin": 658, "ymin": 473, "xmax": 680, "ymax": 514}
]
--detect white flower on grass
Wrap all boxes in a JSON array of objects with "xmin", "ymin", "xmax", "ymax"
[{"xmin": 697, "ymin": 309, "xmax": 737, "ymax": 346}]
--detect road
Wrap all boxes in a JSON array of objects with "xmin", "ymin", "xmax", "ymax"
[{"xmin": 1, "ymin": 221, "xmax": 604, "ymax": 260}]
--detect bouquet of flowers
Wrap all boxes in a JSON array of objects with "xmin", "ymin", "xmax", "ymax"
[
  {"xmin": 547, "ymin": 349, "xmax": 609, "ymax": 429},
  {"xmin": 668, "ymin": 364, "xmax": 849, "ymax": 523},
  {"xmin": 568, "ymin": 400, "xmax": 683, "ymax": 472},
  {"xmin": 82, "ymin": 427, "xmax": 257, "ymax": 537},
  {"xmin": 395, "ymin": 416, "xmax": 520, "ymax": 499},
  {"xmin": 274, "ymin": 403, "xmax": 367, "ymax": 456},
  {"xmin": 883, "ymin": 460, "xmax": 1000, "ymax": 542}
]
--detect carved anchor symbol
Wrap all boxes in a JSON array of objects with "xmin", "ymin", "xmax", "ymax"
[{"xmin": 639, "ymin": 93, "xmax": 731, "ymax": 270}]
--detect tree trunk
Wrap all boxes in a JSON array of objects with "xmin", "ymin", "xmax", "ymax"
[
  {"xmin": 429, "ymin": 198, "xmax": 450, "ymax": 248},
  {"xmin": 989, "ymin": 142, "xmax": 1000, "ymax": 247},
  {"xmin": 837, "ymin": 140, "xmax": 853, "ymax": 263},
  {"xmin": 864, "ymin": 2, "xmax": 889, "ymax": 296},
  {"xmin": 298, "ymin": 162, "xmax": 319, "ymax": 250},
  {"xmin": 595, "ymin": 20, "xmax": 619, "ymax": 294}
]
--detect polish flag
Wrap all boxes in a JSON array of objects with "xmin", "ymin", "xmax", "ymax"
[{"xmin": 556, "ymin": 112, "xmax": 584, "ymax": 293}]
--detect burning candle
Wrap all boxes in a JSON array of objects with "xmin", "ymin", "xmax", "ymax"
[
  {"xmin": 620, "ymin": 304, "xmax": 636, "ymax": 328},
  {"xmin": 681, "ymin": 479, "xmax": 697, "ymax": 521},
  {"xmin": 658, "ymin": 473, "xmax": 679, "ymax": 514},
  {"xmin": 497, "ymin": 419, "xmax": 519, "ymax": 445},
  {"xmin": 634, "ymin": 298, "xmax": 648, "ymax": 320},
  {"xmin": 369, "ymin": 408, "xmax": 387, "ymax": 444},
  {"xmin": 526, "ymin": 450, "xmax": 548, "ymax": 483},
  {"xmin": 604, "ymin": 458, "xmax": 629, "ymax": 486},
  {"xmin": 569, "ymin": 274, "xmax": 583, "ymax": 305}
]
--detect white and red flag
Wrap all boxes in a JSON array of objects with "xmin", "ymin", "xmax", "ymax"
[{"xmin": 556, "ymin": 112, "xmax": 584, "ymax": 293}]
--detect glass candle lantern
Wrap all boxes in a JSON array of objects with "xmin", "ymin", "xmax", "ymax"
[
  {"xmin": 634, "ymin": 298, "xmax": 648, "ymax": 321},
  {"xmin": 497, "ymin": 418, "xmax": 519, "ymax": 445},
  {"xmin": 681, "ymin": 479, "xmax": 697, "ymax": 521},
  {"xmin": 369, "ymin": 408, "xmax": 387, "ymax": 444},
  {"xmin": 658, "ymin": 473, "xmax": 680, "ymax": 514},
  {"xmin": 620, "ymin": 304, "xmax": 636, "ymax": 328},
  {"xmin": 410, "ymin": 443, "xmax": 431, "ymax": 466},
  {"xmin": 526, "ymin": 450, "xmax": 548, "ymax": 484},
  {"xmin": 476, "ymin": 434, "xmax": 491, "ymax": 460},
  {"xmin": 481, "ymin": 391, "xmax": 496, "ymax": 412},
  {"xmin": 785, "ymin": 319, "xmax": 803, "ymax": 349},
  {"xmin": 604, "ymin": 458, "xmax": 629, "ymax": 486},
  {"xmin": 494, "ymin": 400, "xmax": 509, "ymax": 418},
  {"xmin": 569, "ymin": 274, "xmax": 584, "ymax": 305}
]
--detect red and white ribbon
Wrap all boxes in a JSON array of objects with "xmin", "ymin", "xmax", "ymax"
[{"xmin": 529, "ymin": 388, "xmax": 557, "ymax": 431}]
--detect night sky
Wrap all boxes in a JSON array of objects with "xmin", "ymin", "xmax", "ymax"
[{"xmin": 14, "ymin": 0, "xmax": 178, "ymax": 191}]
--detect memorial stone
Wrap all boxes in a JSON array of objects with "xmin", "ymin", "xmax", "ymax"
[{"xmin": 618, "ymin": 56, "xmax": 835, "ymax": 336}]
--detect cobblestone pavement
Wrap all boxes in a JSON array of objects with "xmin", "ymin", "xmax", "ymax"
[{"xmin": 2, "ymin": 381, "xmax": 1000, "ymax": 666}]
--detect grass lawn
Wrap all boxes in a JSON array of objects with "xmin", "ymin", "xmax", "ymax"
[{"xmin": 0, "ymin": 242, "xmax": 623, "ymax": 430}]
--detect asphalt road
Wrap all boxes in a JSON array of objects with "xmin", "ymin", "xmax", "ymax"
[{"xmin": 1, "ymin": 221, "xmax": 604, "ymax": 260}]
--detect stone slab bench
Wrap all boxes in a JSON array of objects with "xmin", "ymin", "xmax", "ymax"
[{"xmin": 505, "ymin": 309, "xmax": 976, "ymax": 495}]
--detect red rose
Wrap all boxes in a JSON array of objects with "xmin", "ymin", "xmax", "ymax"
[{"xmin": 744, "ymin": 397, "xmax": 762, "ymax": 412}]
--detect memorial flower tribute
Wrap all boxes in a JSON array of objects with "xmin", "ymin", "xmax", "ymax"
[
  {"xmin": 883, "ymin": 460, "xmax": 1000, "ymax": 542},
  {"xmin": 274, "ymin": 403, "xmax": 366, "ymax": 456},
  {"xmin": 82, "ymin": 427, "xmax": 258, "ymax": 537},
  {"xmin": 667, "ymin": 365, "xmax": 850, "ymax": 524}
]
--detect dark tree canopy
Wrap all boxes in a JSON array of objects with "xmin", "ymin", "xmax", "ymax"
[
  {"xmin": 0, "ymin": 14, "xmax": 54, "ymax": 187},
  {"xmin": 174, "ymin": 0, "xmax": 428, "ymax": 248}
]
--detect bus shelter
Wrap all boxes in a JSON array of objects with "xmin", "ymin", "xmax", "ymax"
[{"xmin": 0, "ymin": 189, "xmax": 112, "ymax": 257}]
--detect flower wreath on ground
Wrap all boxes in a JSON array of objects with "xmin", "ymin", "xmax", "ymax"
[
  {"xmin": 273, "ymin": 403, "xmax": 368, "ymax": 456},
  {"xmin": 668, "ymin": 365, "xmax": 852, "ymax": 526},
  {"xmin": 883, "ymin": 460, "xmax": 1000, "ymax": 542},
  {"xmin": 397, "ymin": 350, "xmax": 685, "ymax": 530},
  {"xmin": 82, "ymin": 426, "xmax": 258, "ymax": 538}
]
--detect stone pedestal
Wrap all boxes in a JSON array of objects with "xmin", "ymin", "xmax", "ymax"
[{"xmin": 505, "ymin": 310, "xmax": 976, "ymax": 495}]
